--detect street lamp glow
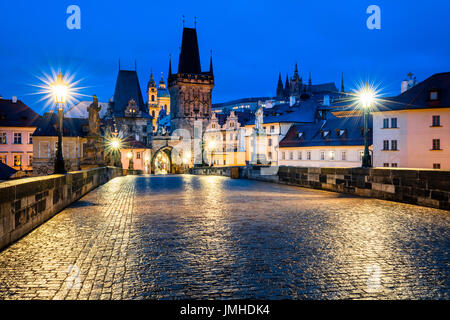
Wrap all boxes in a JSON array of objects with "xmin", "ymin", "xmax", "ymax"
[
  {"xmin": 51, "ymin": 71, "xmax": 68, "ymax": 106},
  {"xmin": 358, "ymin": 83, "xmax": 375, "ymax": 109},
  {"xmin": 127, "ymin": 151, "xmax": 133, "ymax": 159},
  {"xmin": 110, "ymin": 138, "xmax": 120, "ymax": 150},
  {"xmin": 207, "ymin": 139, "xmax": 217, "ymax": 150}
]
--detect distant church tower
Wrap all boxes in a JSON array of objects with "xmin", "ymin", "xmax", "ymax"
[
  {"xmin": 168, "ymin": 26, "xmax": 214, "ymax": 136},
  {"xmin": 147, "ymin": 70, "xmax": 159, "ymax": 131}
]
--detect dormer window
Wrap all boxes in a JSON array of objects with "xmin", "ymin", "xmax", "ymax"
[
  {"xmin": 430, "ymin": 90, "xmax": 440, "ymax": 101},
  {"xmin": 322, "ymin": 130, "xmax": 330, "ymax": 138},
  {"xmin": 337, "ymin": 129, "xmax": 346, "ymax": 137},
  {"xmin": 298, "ymin": 132, "xmax": 304, "ymax": 138},
  {"xmin": 229, "ymin": 122, "xmax": 235, "ymax": 128}
]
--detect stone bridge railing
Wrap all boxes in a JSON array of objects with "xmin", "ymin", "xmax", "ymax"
[
  {"xmin": 0, "ymin": 166, "xmax": 123, "ymax": 250},
  {"xmin": 191, "ymin": 165, "xmax": 450, "ymax": 211}
]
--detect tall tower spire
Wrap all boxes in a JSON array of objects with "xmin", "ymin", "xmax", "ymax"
[
  {"xmin": 284, "ymin": 74, "xmax": 290, "ymax": 97},
  {"xmin": 340, "ymin": 72, "xmax": 345, "ymax": 93},
  {"xmin": 308, "ymin": 72, "xmax": 312, "ymax": 92},
  {"xmin": 276, "ymin": 73, "xmax": 284, "ymax": 98},
  {"xmin": 209, "ymin": 50, "xmax": 213, "ymax": 75}
]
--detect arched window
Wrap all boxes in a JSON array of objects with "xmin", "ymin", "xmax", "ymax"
[
  {"xmin": 152, "ymin": 110, "xmax": 155, "ymax": 117},
  {"xmin": 151, "ymin": 95, "xmax": 155, "ymax": 102}
]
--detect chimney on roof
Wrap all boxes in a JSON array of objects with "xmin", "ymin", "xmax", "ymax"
[
  {"xmin": 401, "ymin": 80, "xmax": 408, "ymax": 94},
  {"xmin": 12, "ymin": 96, "xmax": 17, "ymax": 103}
]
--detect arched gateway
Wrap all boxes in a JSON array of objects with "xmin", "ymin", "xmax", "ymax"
[{"xmin": 151, "ymin": 147, "xmax": 172, "ymax": 174}]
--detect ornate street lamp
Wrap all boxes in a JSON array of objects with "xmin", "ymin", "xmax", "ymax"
[
  {"xmin": 357, "ymin": 83, "xmax": 374, "ymax": 168},
  {"xmin": 51, "ymin": 71, "xmax": 68, "ymax": 174}
]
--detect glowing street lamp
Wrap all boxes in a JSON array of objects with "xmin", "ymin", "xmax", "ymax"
[
  {"xmin": 127, "ymin": 151, "xmax": 134, "ymax": 170},
  {"xmin": 357, "ymin": 83, "xmax": 374, "ymax": 168},
  {"xmin": 51, "ymin": 71, "xmax": 68, "ymax": 174}
]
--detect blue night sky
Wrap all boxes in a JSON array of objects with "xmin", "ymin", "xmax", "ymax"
[{"xmin": 1, "ymin": 0, "xmax": 449, "ymax": 114}]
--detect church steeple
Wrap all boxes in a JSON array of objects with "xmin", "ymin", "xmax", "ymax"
[
  {"xmin": 168, "ymin": 55, "xmax": 172, "ymax": 76},
  {"xmin": 340, "ymin": 72, "xmax": 345, "ymax": 93},
  {"xmin": 308, "ymin": 72, "xmax": 312, "ymax": 92},
  {"xmin": 284, "ymin": 74, "xmax": 290, "ymax": 97},
  {"xmin": 209, "ymin": 50, "xmax": 213, "ymax": 75},
  {"xmin": 276, "ymin": 73, "xmax": 284, "ymax": 98}
]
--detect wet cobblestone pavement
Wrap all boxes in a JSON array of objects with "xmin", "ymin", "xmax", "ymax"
[{"xmin": 0, "ymin": 175, "xmax": 449, "ymax": 299}]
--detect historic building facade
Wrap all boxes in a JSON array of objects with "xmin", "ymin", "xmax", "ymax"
[
  {"xmin": 371, "ymin": 72, "xmax": 450, "ymax": 169},
  {"xmin": 0, "ymin": 97, "xmax": 40, "ymax": 175}
]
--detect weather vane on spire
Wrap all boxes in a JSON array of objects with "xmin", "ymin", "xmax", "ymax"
[{"xmin": 194, "ymin": 16, "xmax": 197, "ymax": 28}]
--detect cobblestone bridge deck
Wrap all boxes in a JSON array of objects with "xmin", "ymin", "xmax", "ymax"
[{"xmin": 0, "ymin": 175, "xmax": 448, "ymax": 299}]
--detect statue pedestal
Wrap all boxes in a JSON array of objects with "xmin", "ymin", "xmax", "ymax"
[
  {"xmin": 251, "ymin": 133, "xmax": 268, "ymax": 165},
  {"xmin": 81, "ymin": 135, "xmax": 105, "ymax": 168}
]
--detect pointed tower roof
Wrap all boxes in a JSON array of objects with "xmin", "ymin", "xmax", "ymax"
[
  {"xmin": 285, "ymin": 74, "xmax": 290, "ymax": 89},
  {"xmin": 112, "ymin": 70, "xmax": 148, "ymax": 117},
  {"xmin": 178, "ymin": 27, "xmax": 202, "ymax": 74},
  {"xmin": 341, "ymin": 73, "xmax": 345, "ymax": 92},
  {"xmin": 276, "ymin": 73, "xmax": 284, "ymax": 97},
  {"xmin": 147, "ymin": 69, "xmax": 156, "ymax": 89},
  {"xmin": 209, "ymin": 50, "xmax": 214, "ymax": 75}
]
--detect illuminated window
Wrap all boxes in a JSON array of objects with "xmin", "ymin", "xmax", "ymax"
[
  {"xmin": 29, "ymin": 155, "xmax": 33, "ymax": 166},
  {"xmin": 13, "ymin": 154, "xmax": 21, "ymax": 166},
  {"xmin": 0, "ymin": 132, "xmax": 7, "ymax": 144},
  {"xmin": 268, "ymin": 152, "xmax": 272, "ymax": 160},
  {"xmin": 342, "ymin": 151, "xmax": 347, "ymax": 161},
  {"xmin": 329, "ymin": 151, "xmax": 335, "ymax": 160},
  {"xmin": 281, "ymin": 152, "xmax": 285, "ymax": 160},
  {"xmin": 0, "ymin": 155, "xmax": 6, "ymax": 163},
  {"xmin": 320, "ymin": 151, "xmax": 325, "ymax": 160},
  {"xmin": 137, "ymin": 152, "xmax": 141, "ymax": 159},
  {"xmin": 433, "ymin": 163, "xmax": 441, "ymax": 169}
]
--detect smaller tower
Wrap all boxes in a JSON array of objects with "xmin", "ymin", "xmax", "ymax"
[
  {"xmin": 284, "ymin": 74, "xmax": 290, "ymax": 98},
  {"xmin": 276, "ymin": 73, "xmax": 284, "ymax": 98},
  {"xmin": 147, "ymin": 70, "xmax": 159, "ymax": 131}
]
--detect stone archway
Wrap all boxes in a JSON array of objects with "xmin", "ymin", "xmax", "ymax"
[{"xmin": 151, "ymin": 147, "xmax": 172, "ymax": 174}]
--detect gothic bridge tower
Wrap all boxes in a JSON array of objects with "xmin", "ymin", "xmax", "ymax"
[{"xmin": 168, "ymin": 26, "xmax": 214, "ymax": 137}]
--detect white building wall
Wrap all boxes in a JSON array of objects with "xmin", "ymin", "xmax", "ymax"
[
  {"xmin": 373, "ymin": 109, "xmax": 450, "ymax": 169},
  {"xmin": 279, "ymin": 146, "xmax": 364, "ymax": 168}
]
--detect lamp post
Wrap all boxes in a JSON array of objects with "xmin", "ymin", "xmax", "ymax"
[
  {"xmin": 51, "ymin": 71, "xmax": 68, "ymax": 174},
  {"xmin": 358, "ymin": 83, "xmax": 373, "ymax": 168},
  {"xmin": 127, "ymin": 151, "xmax": 134, "ymax": 170}
]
